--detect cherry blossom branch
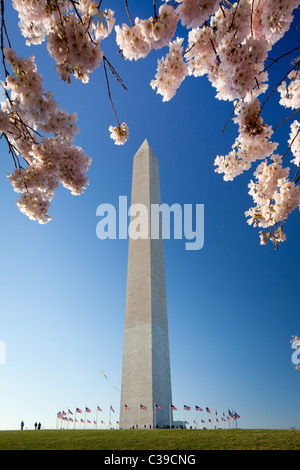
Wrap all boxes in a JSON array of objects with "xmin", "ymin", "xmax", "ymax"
[
  {"xmin": 229, "ymin": 0, "xmax": 240, "ymax": 30},
  {"xmin": 153, "ymin": 0, "xmax": 158, "ymax": 20},
  {"xmin": 103, "ymin": 56, "xmax": 120, "ymax": 126},
  {"xmin": 261, "ymin": 46, "xmax": 300, "ymax": 74},
  {"xmin": 103, "ymin": 56, "xmax": 128, "ymax": 91},
  {"xmin": 124, "ymin": 0, "xmax": 134, "ymax": 27},
  {"xmin": 282, "ymin": 125, "xmax": 300, "ymax": 160},
  {"xmin": 1, "ymin": 133, "xmax": 22, "ymax": 169},
  {"xmin": 273, "ymin": 108, "xmax": 300, "ymax": 132},
  {"xmin": 255, "ymin": 61, "xmax": 300, "ymax": 124},
  {"xmin": 222, "ymin": 100, "xmax": 240, "ymax": 133},
  {"xmin": 0, "ymin": 0, "xmax": 10, "ymax": 77}
]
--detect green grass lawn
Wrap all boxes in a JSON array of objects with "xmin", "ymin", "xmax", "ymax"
[{"xmin": 0, "ymin": 428, "xmax": 299, "ymax": 450}]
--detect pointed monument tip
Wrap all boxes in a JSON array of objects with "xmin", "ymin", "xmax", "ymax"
[
  {"xmin": 141, "ymin": 138, "xmax": 154, "ymax": 152},
  {"xmin": 141, "ymin": 138, "xmax": 150, "ymax": 148},
  {"xmin": 133, "ymin": 138, "xmax": 158, "ymax": 162}
]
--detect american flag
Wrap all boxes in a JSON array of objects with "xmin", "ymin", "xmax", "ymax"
[
  {"xmin": 171, "ymin": 404, "xmax": 177, "ymax": 410},
  {"xmin": 68, "ymin": 409, "xmax": 73, "ymax": 415},
  {"xmin": 140, "ymin": 404, "xmax": 147, "ymax": 410},
  {"xmin": 86, "ymin": 407, "xmax": 91, "ymax": 413},
  {"xmin": 183, "ymin": 405, "xmax": 191, "ymax": 411},
  {"xmin": 125, "ymin": 404, "xmax": 130, "ymax": 410},
  {"xmin": 101, "ymin": 420, "xmax": 105, "ymax": 424},
  {"xmin": 206, "ymin": 407, "xmax": 211, "ymax": 413},
  {"xmin": 110, "ymin": 406, "xmax": 115, "ymax": 413},
  {"xmin": 81, "ymin": 419, "xmax": 85, "ymax": 423},
  {"xmin": 208, "ymin": 419, "xmax": 212, "ymax": 423},
  {"xmin": 195, "ymin": 405, "xmax": 203, "ymax": 411},
  {"xmin": 201, "ymin": 420, "xmax": 205, "ymax": 423},
  {"xmin": 76, "ymin": 408, "xmax": 82, "ymax": 413},
  {"xmin": 97, "ymin": 406, "xmax": 102, "ymax": 412},
  {"xmin": 155, "ymin": 404, "xmax": 162, "ymax": 410}
]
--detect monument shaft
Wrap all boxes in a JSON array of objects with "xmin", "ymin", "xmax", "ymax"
[{"xmin": 119, "ymin": 140, "xmax": 172, "ymax": 429}]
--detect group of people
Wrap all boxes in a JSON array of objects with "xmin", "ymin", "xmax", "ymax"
[{"xmin": 20, "ymin": 421, "xmax": 42, "ymax": 430}]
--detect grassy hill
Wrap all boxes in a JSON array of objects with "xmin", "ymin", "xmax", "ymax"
[{"xmin": 0, "ymin": 428, "xmax": 299, "ymax": 450}]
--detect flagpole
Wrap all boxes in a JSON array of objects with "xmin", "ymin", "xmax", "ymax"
[
  {"xmin": 169, "ymin": 404, "xmax": 171, "ymax": 430},
  {"xmin": 183, "ymin": 404, "xmax": 185, "ymax": 429}
]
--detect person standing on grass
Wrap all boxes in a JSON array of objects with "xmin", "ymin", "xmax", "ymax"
[{"xmin": 20, "ymin": 421, "xmax": 24, "ymax": 430}]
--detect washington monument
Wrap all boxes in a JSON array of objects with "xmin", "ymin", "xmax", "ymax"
[{"xmin": 119, "ymin": 139, "xmax": 173, "ymax": 429}]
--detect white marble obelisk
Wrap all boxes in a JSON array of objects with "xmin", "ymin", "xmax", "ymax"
[{"xmin": 119, "ymin": 139, "xmax": 172, "ymax": 429}]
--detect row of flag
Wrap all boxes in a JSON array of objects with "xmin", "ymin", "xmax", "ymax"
[
  {"xmin": 124, "ymin": 403, "xmax": 240, "ymax": 421},
  {"xmin": 57, "ymin": 405, "xmax": 119, "ymax": 428},
  {"xmin": 57, "ymin": 405, "xmax": 240, "ymax": 428}
]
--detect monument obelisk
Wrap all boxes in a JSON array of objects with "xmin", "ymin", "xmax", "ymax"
[{"xmin": 119, "ymin": 139, "xmax": 172, "ymax": 429}]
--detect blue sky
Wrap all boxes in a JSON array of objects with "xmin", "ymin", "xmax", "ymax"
[{"xmin": 0, "ymin": 1, "xmax": 299, "ymax": 431}]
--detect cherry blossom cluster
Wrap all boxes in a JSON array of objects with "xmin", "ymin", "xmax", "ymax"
[
  {"xmin": 278, "ymin": 69, "xmax": 300, "ymax": 110},
  {"xmin": 288, "ymin": 120, "xmax": 300, "ymax": 167},
  {"xmin": 245, "ymin": 155, "xmax": 300, "ymax": 245},
  {"xmin": 185, "ymin": 1, "xmax": 269, "ymax": 102},
  {"xmin": 109, "ymin": 122, "xmax": 129, "ymax": 145},
  {"xmin": 175, "ymin": 0, "xmax": 220, "ymax": 29},
  {"xmin": 115, "ymin": 3, "xmax": 178, "ymax": 61},
  {"xmin": 214, "ymin": 97, "xmax": 279, "ymax": 180},
  {"xmin": 2, "ymin": 48, "xmax": 91, "ymax": 223},
  {"xmin": 12, "ymin": 0, "xmax": 115, "ymax": 84},
  {"xmin": 150, "ymin": 37, "xmax": 187, "ymax": 102}
]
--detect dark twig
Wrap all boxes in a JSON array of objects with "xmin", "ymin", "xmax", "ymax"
[
  {"xmin": 273, "ymin": 108, "xmax": 300, "ymax": 132},
  {"xmin": 103, "ymin": 57, "xmax": 120, "ymax": 126},
  {"xmin": 103, "ymin": 56, "xmax": 128, "ymax": 91},
  {"xmin": 282, "ymin": 125, "xmax": 300, "ymax": 160},
  {"xmin": 124, "ymin": 0, "xmax": 134, "ymax": 27},
  {"xmin": 260, "ymin": 47, "xmax": 300, "ymax": 75}
]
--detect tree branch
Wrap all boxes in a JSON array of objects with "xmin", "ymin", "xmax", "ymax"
[{"xmin": 124, "ymin": 0, "xmax": 134, "ymax": 27}]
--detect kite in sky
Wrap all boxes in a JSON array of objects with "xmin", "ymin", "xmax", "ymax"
[{"xmin": 100, "ymin": 369, "xmax": 120, "ymax": 392}]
